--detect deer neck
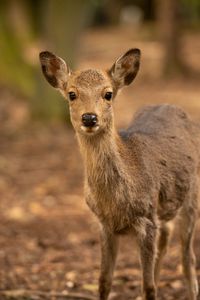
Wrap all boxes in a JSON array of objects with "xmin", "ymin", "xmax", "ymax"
[{"xmin": 77, "ymin": 126, "xmax": 131, "ymax": 190}]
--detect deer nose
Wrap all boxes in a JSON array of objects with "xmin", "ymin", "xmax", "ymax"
[{"xmin": 82, "ymin": 113, "xmax": 97, "ymax": 127}]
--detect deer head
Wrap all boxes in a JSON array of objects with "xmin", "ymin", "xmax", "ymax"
[{"xmin": 39, "ymin": 49, "xmax": 141, "ymax": 136}]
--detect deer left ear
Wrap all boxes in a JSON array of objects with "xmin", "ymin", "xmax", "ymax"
[{"xmin": 109, "ymin": 48, "xmax": 141, "ymax": 89}]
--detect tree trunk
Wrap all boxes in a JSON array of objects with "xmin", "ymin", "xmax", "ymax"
[
  {"xmin": 156, "ymin": 0, "xmax": 188, "ymax": 77},
  {"xmin": 0, "ymin": 0, "xmax": 33, "ymax": 95}
]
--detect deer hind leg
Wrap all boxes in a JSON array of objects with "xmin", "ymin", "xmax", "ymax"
[
  {"xmin": 137, "ymin": 220, "xmax": 158, "ymax": 300},
  {"xmin": 98, "ymin": 228, "xmax": 119, "ymax": 300},
  {"xmin": 178, "ymin": 206, "xmax": 198, "ymax": 300},
  {"xmin": 154, "ymin": 222, "xmax": 172, "ymax": 285}
]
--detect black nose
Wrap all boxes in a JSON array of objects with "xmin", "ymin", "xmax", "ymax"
[{"xmin": 82, "ymin": 113, "xmax": 97, "ymax": 127}]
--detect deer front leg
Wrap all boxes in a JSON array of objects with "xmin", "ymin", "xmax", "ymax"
[
  {"xmin": 137, "ymin": 219, "xmax": 157, "ymax": 300},
  {"xmin": 99, "ymin": 227, "xmax": 119, "ymax": 300}
]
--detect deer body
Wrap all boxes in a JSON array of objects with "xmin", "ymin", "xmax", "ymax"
[
  {"xmin": 40, "ymin": 49, "xmax": 199, "ymax": 300},
  {"xmin": 82, "ymin": 104, "xmax": 199, "ymax": 227}
]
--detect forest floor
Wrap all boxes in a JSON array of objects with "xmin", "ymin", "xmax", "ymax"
[{"xmin": 0, "ymin": 27, "xmax": 200, "ymax": 299}]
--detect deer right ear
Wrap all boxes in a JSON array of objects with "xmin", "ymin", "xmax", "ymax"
[{"xmin": 39, "ymin": 51, "xmax": 70, "ymax": 90}]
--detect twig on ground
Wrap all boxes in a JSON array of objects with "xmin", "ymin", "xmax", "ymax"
[{"xmin": 0, "ymin": 289, "xmax": 96, "ymax": 300}]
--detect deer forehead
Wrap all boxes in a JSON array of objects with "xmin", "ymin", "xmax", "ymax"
[{"xmin": 69, "ymin": 69, "xmax": 112, "ymax": 90}]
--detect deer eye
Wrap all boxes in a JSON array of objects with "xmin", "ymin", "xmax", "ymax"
[
  {"xmin": 68, "ymin": 91, "xmax": 77, "ymax": 101},
  {"xmin": 104, "ymin": 91, "xmax": 113, "ymax": 101}
]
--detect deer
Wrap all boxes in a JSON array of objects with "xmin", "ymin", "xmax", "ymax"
[{"xmin": 39, "ymin": 48, "xmax": 199, "ymax": 300}]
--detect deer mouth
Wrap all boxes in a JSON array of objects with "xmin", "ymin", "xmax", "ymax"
[{"xmin": 80, "ymin": 124, "xmax": 100, "ymax": 134}]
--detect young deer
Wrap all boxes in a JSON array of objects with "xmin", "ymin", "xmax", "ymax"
[{"xmin": 39, "ymin": 49, "xmax": 199, "ymax": 300}]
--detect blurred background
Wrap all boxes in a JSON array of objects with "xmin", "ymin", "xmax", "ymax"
[{"xmin": 0, "ymin": 0, "xmax": 200, "ymax": 299}]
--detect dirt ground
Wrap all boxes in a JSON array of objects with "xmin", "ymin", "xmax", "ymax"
[{"xmin": 0, "ymin": 27, "xmax": 200, "ymax": 300}]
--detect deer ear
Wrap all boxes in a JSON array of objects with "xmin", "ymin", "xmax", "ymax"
[
  {"xmin": 39, "ymin": 51, "xmax": 70, "ymax": 90},
  {"xmin": 109, "ymin": 48, "xmax": 141, "ymax": 89}
]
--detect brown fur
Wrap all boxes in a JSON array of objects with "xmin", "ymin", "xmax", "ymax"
[{"xmin": 39, "ymin": 49, "xmax": 199, "ymax": 300}]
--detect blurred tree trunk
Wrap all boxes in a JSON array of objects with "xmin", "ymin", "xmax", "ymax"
[
  {"xmin": 156, "ymin": 0, "xmax": 188, "ymax": 77},
  {"xmin": 106, "ymin": 0, "xmax": 123, "ymax": 24},
  {"xmin": 32, "ymin": 0, "xmax": 91, "ymax": 121},
  {"xmin": 0, "ymin": 0, "xmax": 34, "ymax": 95}
]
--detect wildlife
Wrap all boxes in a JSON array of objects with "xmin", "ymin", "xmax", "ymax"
[{"xmin": 39, "ymin": 48, "xmax": 199, "ymax": 300}]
